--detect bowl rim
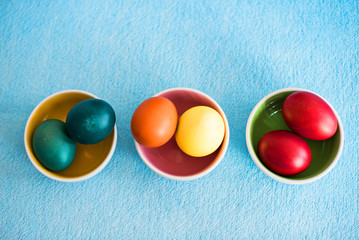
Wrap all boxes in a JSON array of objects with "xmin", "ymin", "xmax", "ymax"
[
  {"xmin": 134, "ymin": 87, "xmax": 230, "ymax": 181},
  {"xmin": 24, "ymin": 89, "xmax": 117, "ymax": 182},
  {"xmin": 245, "ymin": 87, "xmax": 344, "ymax": 185}
]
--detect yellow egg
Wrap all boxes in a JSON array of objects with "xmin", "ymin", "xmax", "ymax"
[{"xmin": 175, "ymin": 106, "xmax": 225, "ymax": 157}]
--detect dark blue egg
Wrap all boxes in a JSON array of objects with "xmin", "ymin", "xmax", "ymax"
[
  {"xmin": 66, "ymin": 99, "xmax": 116, "ymax": 145},
  {"xmin": 33, "ymin": 119, "xmax": 77, "ymax": 171}
]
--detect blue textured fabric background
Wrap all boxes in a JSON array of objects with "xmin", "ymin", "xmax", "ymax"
[{"xmin": 0, "ymin": 0, "xmax": 358, "ymax": 239}]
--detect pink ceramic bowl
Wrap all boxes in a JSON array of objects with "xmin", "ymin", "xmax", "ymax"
[{"xmin": 134, "ymin": 88, "xmax": 230, "ymax": 181}]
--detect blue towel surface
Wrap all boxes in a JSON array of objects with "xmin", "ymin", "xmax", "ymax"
[{"xmin": 0, "ymin": 0, "xmax": 358, "ymax": 239}]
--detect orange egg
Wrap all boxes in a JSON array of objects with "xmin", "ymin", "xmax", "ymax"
[{"xmin": 131, "ymin": 97, "xmax": 178, "ymax": 148}]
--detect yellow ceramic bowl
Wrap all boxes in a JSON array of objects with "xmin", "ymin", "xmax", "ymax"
[{"xmin": 24, "ymin": 90, "xmax": 117, "ymax": 182}]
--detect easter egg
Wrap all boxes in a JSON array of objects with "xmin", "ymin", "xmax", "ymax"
[
  {"xmin": 66, "ymin": 99, "xmax": 116, "ymax": 145},
  {"xmin": 131, "ymin": 97, "xmax": 178, "ymax": 148},
  {"xmin": 282, "ymin": 91, "xmax": 338, "ymax": 140},
  {"xmin": 175, "ymin": 106, "xmax": 225, "ymax": 157},
  {"xmin": 257, "ymin": 130, "xmax": 311, "ymax": 176},
  {"xmin": 32, "ymin": 119, "xmax": 77, "ymax": 171}
]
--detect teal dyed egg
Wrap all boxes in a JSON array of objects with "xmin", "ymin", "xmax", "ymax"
[
  {"xmin": 32, "ymin": 119, "xmax": 77, "ymax": 171},
  {"xmin": 66, "ymin": 99, "xmax": 116, "ymax": 145}
]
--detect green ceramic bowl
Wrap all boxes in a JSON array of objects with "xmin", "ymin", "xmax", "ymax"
[{"xmin": 246, "ymin": 88, "xmax": 344, "ymax": 184}]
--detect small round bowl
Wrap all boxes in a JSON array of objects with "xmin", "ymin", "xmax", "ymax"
[
  {"xmin": 134, "ymin": 88, "xmax": 230, "ymax": 181},
  {"xmin": 24, "ymin": 90, "xmax": 117, "ymax": 182},
  {"xmin": 246, "ymin": 88, "xmax": 344, "ymax": 184}
]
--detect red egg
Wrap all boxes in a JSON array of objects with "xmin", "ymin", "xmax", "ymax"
[
  {"xmin": 282, "ymin": 91, "xmax": 338, "ymax": 140},
  {"xmin": 131, "ymin": 97, "xmax": 178, "ymax": 148},
  {"xmin": 257, "ymin": 130, "xmax": 311, "ymax": 176}
]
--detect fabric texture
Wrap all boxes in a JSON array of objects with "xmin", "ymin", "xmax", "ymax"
[{"xmin": 0, "ymin": 0, "xmax": 358, "ymax": 239}]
